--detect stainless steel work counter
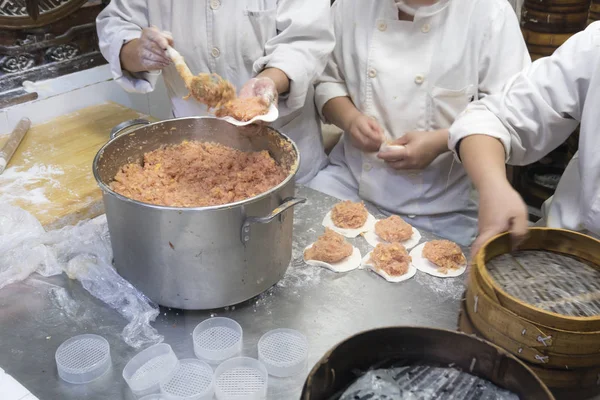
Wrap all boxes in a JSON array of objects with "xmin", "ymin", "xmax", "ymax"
[{"xmin": 0, "ymin": 187, "xmax": 466, "ymax": 400}]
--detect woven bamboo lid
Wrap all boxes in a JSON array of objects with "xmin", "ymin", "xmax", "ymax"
[{"xmin": 475, "ymin": 228, "xmax": 600, "ymax": 332}]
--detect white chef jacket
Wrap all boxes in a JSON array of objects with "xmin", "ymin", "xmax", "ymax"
[
  {"xmin": 310, "ymin": 0, "xmax": 530, "ymax": 245},
  {"xmin": 96, "ymin": 0, "xmax": 335, "ymax": 184},
  {"xmin": 450, "ymin": 22, "xmax": 600, "ymax": 238}
]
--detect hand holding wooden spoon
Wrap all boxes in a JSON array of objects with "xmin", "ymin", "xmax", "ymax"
[{"xmin": 166, "ymin": 46, "xmax": 236, "ymax": 109}]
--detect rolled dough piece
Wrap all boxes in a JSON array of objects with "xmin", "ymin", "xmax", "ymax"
[
  {"xmin": 361, "ymin": 251, "xmax": 417, "ymax": 283},
  {"xmin": 304, "ymin": 245, "xmax": 362, "ymax": 273},
  {"xmin": 378, "ymin": 143, "xmax": 406, "ymax": 154},
  {"xmin": 409, "ymin": 242, "xmax": 467, "ymax": 278},
  {"xmin": 322, "ymin": 211, "xmax": 377, "ymax": 238},
  {"xmin": 363, "ymin": 225, "xmax": 421, "ymax": 250}
]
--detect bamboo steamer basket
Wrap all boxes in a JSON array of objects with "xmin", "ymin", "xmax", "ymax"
[
  {"xmin": 522, "ymin": 29, "xmax": 574, "ymax": 46},
  {"xmin": 524, "ymin": 0, "xmax": 590, "ymax": 13},
  {"xmin": 527, "ymin": 44, "xmax": 558, "ymax": 56},
  {"xmin": 522, "ymin": 29, "xmax": 574, "ymax": 61},
  {"xmin": 522, "ymin": 7, "xmax": 589, "ymax": 32},
  {"xmin": 474, "ymin": 228, "xmax": 600, "ymax": 332},
  {"xmin": 466, "ymin": 267, "xmax": 600, "ymax": 368},
  {"xmin": 459, "ymin": 299, "xmax": 600, "ymax": 393}
]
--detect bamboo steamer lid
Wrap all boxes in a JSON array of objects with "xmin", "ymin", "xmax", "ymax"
[
  {"xmin": 466, "ymin": 269, "xmax": 600, "ymax": 368},
  {"xmin": 474, "ymin": 228, "xmax": 600, "ymax": 333},
  {"xmin": 459, "ymin": 299, "xmax": 600, "ymax": 393},
  {"xmin": 524, "ymin": 0, "xmax": 591, "ymax": 12},
  {"xmin": 522, "ymin": 29, "xmax": 574, "ymax": 46},
  {"xmin": 521, "ymin": 7, "xmax": 588, "ymax": 33}
]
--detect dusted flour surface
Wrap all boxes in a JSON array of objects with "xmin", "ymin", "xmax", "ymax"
[
  {"xmin": 331, "ymin": 201, "xmax": 368, "ymax": 229},
  {"xmin": 375, "ymin": 215, "xmax": 413, "ymax": 243},
  {"xmin": 423, "ymin": 240, "xmax": 466, "ymax": 274},
  {"xmin": 111, "ymin": 141, "xmax": 287, "ymax": 207},
  {"xmin": 304, "ymin": 228, "xmax": 353, "ymax": 264},
  {"xmin": 370, "ymin": 243, "xmax": 411, "ymax": 277},
  {"xmin": 215, "ymin": 97, "xmax": 269, "ymax": 122}
]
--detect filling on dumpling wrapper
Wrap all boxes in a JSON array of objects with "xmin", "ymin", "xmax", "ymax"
[
  {"xmin": 304, "ymin": 228, "xmax": 353, "ymax": 264},
  {"xmin": 369, "ymin": 243, "xmax": 412, "ymax": 277},
  {"xmin": 375, "ymin": 215, "xmax": 413, "ymax": 243},
  {"xmin": 422, "ymin": 240, "xmax": 466, "ymax": 274},
  {"xmin": 331, "ymin": 201, "xmax": 368, "ymax": 229},
  {"xmin": 215, "ymin": 96, "xmax": 270, "ymax": 122}
]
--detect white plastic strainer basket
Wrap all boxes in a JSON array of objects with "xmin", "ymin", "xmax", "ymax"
[
  {"xmin": 55, "ymin": 334, "xmax": 111, "ymax": 384},
  {"xmin": 193, "ymin": 317, "xmax": 243, "ymax": 363},
  {"xmin": 215, "ymin": 357, "xmax": 268, "ymax": 400},
  {"xmin": 258, "ymin": 329, "xmax": 308, "ymax": 377},
  {"xmin": 160, "ymin": 359, "xmax": 214, "ymax": 400},
  {"xmin": 123, "ymin": 343, "xmax": 179, "ymax": 396}
]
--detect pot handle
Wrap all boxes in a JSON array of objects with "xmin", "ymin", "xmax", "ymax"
[
  {"xmin": 110, "ymin": 119, "xmax": 151, "ymax": 140},
  {"xmin": 241, "ymin": 197, "xmax": 306, "ymax": 244}
]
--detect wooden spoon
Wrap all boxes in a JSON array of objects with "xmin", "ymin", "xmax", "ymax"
[{"xmin": 166, "ymin": 46, "xmax": 236, "ymax": 109}]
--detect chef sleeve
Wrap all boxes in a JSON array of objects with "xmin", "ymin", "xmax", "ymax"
[
  {"xmin": 313, "ymin": 0, "xmax": 349, "ymax": 121},
  {"xmin": 96, "ymin": 0, "xmax": 161, "ymax": 94},
  {"xmin": 253, "ymin": 0, "xmax": 335, "ymax": 113},
  {"xmin": 450, "ymin": 23, "xmax": 599, "ymax": 166}
]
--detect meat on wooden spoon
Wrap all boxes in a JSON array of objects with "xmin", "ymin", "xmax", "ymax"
[{"xmin": 166, "ymin": 46, "xmax": 236, "ymax": 109}]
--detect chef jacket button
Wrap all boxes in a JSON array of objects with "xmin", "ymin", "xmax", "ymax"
[
  {"xmin": 414, "ymin": 74, "xmax": 425, "ymax": 84},
  {"xmin": 378, "ymin": 21, "xmax": 387, "ymax": 31},
  {"xmin": 211, "ymin": 47, "xmax": 221, "ymax": 58},
  {"xmin": 421, "ymin": 23, "xmax": 431, "ymax": 33},
  {"xmin": 368, "ymin": 68, "xmax": 377, "ymax": 78},
  {"xmin": 210, "ymin": 0, "xmax": 221, "ymax": 10},
  {"xmin": 363, "ymin": 162, "xmax": 373, "ymax": 171}
]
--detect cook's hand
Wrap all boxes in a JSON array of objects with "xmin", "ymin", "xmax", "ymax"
[
  {"xmin": 347, "ymin": 114, "xmax": 385, "ymax": 152},
  {"xmin": 471, "ymin": 180, "xmax": 529, "ymax": 260},
  {"xmin": 239, "ymin": 77, "xmax": 278, "ymax": 107},
  {"xmin": 377, "ymin": 129, "xmax": 448, "ymax": 170},
  {"xmin": 120, "ymin": 27, "xmax": 174, "ymax": 73}
]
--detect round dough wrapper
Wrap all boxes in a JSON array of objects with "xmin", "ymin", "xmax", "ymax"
[
  {"xmin": 409, "ymin": 242, "xmax": 467, "ymax": 278},
  {"xmin": 322, "ymin": 211, "xmax": 377, "ymax": 238},
  {"xmin": 363, "ymin": 224, "xmax": 421, "ymax": 250},
  {"xmin": 303, "ymin": 244, "xmax": 362, "ymax": 273},
  {"xmin": 360, "ymin": 251, "xmax": 417, "ymax": 283}
]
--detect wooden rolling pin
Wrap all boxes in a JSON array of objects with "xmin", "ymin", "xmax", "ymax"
[{"xmin": 0, "ymin": 118, "xmax": 31, "ymax": 175}]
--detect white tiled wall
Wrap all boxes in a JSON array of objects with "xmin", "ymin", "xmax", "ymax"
[{"xmin": 0, "ymin": 65, "xmax": 173, "ymax": 135}]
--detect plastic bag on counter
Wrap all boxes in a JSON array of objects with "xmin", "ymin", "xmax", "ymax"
[
  {"xmin": 340, "ymin": 365, "xmax": 520, "ymax": 400},
  {"xmin": 0, "ymin": 205, "xmax": 163, "ymax": 348}
]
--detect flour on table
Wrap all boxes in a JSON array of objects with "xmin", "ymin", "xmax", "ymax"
[
  {"xmin": 0, "ymin": 163, "xmax": 64, "ymax": 205},
  {"xmin": 277, "ymin": 241, "xmax": 323, "ymax": 288}
]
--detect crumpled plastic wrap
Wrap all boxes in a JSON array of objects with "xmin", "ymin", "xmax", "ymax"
[
  {"xmin": 340, "ymin": 365, "xmax": 520, "ymax": 400},
  {"xmin": 0, "ymin": 205, "xmax": 163, "ymax": 348}
]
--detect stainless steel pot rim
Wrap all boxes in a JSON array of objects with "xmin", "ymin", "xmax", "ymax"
[{"xmin": 92, "ymin": 116, "xmax": 301, "ymax": 212}]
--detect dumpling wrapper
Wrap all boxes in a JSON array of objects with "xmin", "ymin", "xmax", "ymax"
[
  {"xmin": 360, "ymin": 251, "xmax": 417, "ymax": 283},
  {"xmin": 409, "ymin": 242, "xmax": 467, "ymax": 278},
  {"xmin": 363, "ymin": 224, "xmax": 421, "ymax": 250},
  {"xmin": 322, "ymin": 211, "xmax": 377, "ymax": 238},
  {"xmin": 303, "ymin": 244, "xmax": 362, "ymax": 273}
]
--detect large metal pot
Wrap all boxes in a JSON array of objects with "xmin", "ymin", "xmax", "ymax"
[{"xmin": 93, "ymin": 117, "xmax": 303, "ymax": 310}]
